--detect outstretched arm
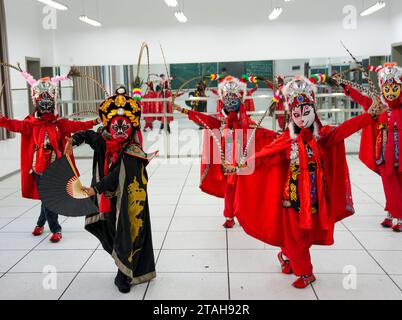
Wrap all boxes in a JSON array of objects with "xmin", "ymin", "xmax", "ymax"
[
  {"xmin": 174, "ymin": 104, "xmax": 222, "ymax": 129},
  {"xmin": 58, "ymin": 118, "xmax": 99, "ymax": 134},
  {"xmin": 324, "ymin": 113, "xmax": 373, "ymax": 147},
  {"xmin": 248, "ymin": 86, "xmax": 258, "ymax": 95},
  {"xmin": 72, "ymin": 130, "xmax": 100, "ymax": 150},
  {"xmin": 344, "ymin": 85, "xmax": 373, "ymax": 112},
  {"xmin": 209, "ymin": 88, "xmax": 219, "ymax": 96},
  {"xmin": 0, "ymin": 116, "xmax": 31, "ymax": 134}
]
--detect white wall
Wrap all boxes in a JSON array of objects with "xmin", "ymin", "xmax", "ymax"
[
  {"xmin": 4, "ymin": 0, "xmax": 49, "ymax": 118},
  {"xmin": 390, "ymin": 0, "xmax": 402, "ymax": 44}
]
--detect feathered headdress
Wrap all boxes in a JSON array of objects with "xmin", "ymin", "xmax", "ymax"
[
  {"xmin": 368, "ymin": 63, "xmax": 402, "ymax": 87},
  {"xmin": 0, "ymin": 62, "xmax": 73, "ymax": 113},
  {"xmin": 209, "ymin": 74, "xmax": 257, "ymax": 103},
  {"xmin": 282, "ymin": 74, "xmax": 327, "ymax": 111}
]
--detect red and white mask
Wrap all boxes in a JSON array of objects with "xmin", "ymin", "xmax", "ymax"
[
  {"xmin": 291, "ymin": 104, "xmax": 316, "ymax": 129},
  {"xmin": 109, "ymin": 116, "xmax": 133, "ymax": 143}
]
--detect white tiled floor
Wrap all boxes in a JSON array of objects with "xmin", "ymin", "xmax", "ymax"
[{"xmin": 0, "ymin": 156, "xmax": 402, "ymax": 300}]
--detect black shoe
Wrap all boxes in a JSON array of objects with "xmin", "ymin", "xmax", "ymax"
[{"xmin": 114, "ymin": 270, "xmax": 131, "ymax": 294}]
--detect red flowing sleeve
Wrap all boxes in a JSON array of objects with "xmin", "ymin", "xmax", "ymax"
[
  {"xmin": 57, "ymin": 119, "xmax": 96, "ymax": 134},
  {"xmin": 187, "ymin": 110, "xmax": 221, "ymax": 129},
  {"xmin": 248, "ymin": 86, "xmax": 258, "ymax": 95},
  {"xmin": 323, "ymin": 113, "xmax": 373, "ymax": 147},
  {"xmin": 0, "ymin": 117, "xmax": 32, "ymax": 134},
  {"xmin": 344, "ymin": 85, "xmax": 373, "ymax": 112},
  {"xmin": 209, "ymin": 88, "xmax": 219, "ymax": 96}
]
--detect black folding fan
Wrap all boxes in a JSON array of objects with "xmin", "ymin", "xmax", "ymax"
[{"xmin": 38, "ymin": 155, "xmax": 98, "ymax": 217}]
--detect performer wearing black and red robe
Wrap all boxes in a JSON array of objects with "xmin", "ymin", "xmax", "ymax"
[
  {"xmin": 235, "ymin": 74, "xmax": 384, "ymax": 288},
  {"xmin": 340, "ymin": 63, "xmax": 402, "ymax": 232},
  {"xmin": 174, "ymin": 75, "xmax": 277, "ymax": 228},
  {"xmin": 0, "ymin": 66, "xmax": 98, "ymax": 242},
  {"xmin": 77, "ymin": 87, "xmax": 157, "ymax": 294}
]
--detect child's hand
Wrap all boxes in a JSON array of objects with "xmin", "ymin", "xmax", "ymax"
[
  {"xmin": 82, "ymin": 186, "xmax": 96, "ymax": 197},
  {"xmin": 64, "ymin": 137, "xmax": 73, "ymax": 156}
]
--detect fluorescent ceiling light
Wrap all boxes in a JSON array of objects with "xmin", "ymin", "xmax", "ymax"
[
  {"xmin": 175, "ymin": 11, "xmax": 188, "ymax": 23},
  {"xmin": 269, "ymin": 7, "xmax": 283, "ymax": 20},
  {"xmin": 164, "ymin": 0, "xmax": 178, "ymax": 7},
  {"xmin": 360, "ymin": 1, "xmax": 386, "ymax": 16},
  {"xmin": 37, "ymin": 0, "xmax": 68, "ymax": 10},
  {"xmin": 79, "ymin": 15, "xmax": 102, "ymax": 27}
]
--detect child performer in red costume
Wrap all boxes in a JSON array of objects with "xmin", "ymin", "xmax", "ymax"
[
  {"xmin": 340, "ymin": 63, "xmax": 402, "ymax": 232},
  {"xmin": 244, "ymin": 85, "xmax": 258, "ymax": 112},
  {"xmin": 156, "ymin": 74, "xmax": 183, "ymax": 134},
  {"xmin": 140, "ymin": 81, "xmax": 156, "ymax": 132},
  {"xmin": 174, "ymin": 74, "xmax": 278, "ymax": 228},
  {"xmin": 0, "ymin": 63, "xmax": 99, "ymax": 242},
  {"xmin": 234, "ymin": 74, "xmax": 384, "ymax": 288}
]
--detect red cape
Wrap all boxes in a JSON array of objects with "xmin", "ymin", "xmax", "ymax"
[{"xmin": 234, "ymin": 126, "xmax": 354, "ymax": 247}]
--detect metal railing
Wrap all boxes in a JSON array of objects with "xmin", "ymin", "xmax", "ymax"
[{"xmin": 58, "ymin": 92, "xmax": 364, "ymax": 158}]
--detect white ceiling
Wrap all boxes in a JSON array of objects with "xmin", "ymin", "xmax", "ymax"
[{"xmin": 32, "ymin": 0, "xmax": 398, "ymax": 29}]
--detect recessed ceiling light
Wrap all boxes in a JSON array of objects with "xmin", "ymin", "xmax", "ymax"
[
  {"xmin": 360, "ymin": 1, "xmax": 386, "ymax": 16},
  {"xmin": 269, "ymin": 7, "xmax": 283, "ymax": 20},
  {"xmin": 37, "ymin": 0, "xmax": 68, "ymax": 10},
  {"xmin": 164, "ymin": 0, "xmax": 178, "ymax": 7},
  {"xmin": 79, "ymin": 15, "xmax": 102, "ymax": 27},
  {"xmin": 175, "ymin": 11, "xmax": 188, "ymax": 23}
]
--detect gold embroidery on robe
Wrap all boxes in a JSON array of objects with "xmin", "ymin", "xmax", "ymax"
[{"xmin": 127, "ymin": 167, "xmax": 147, "ymax": 262}]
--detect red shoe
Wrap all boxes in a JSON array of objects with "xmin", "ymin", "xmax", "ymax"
[
  {"xmin": 292, "ymin": 274, "xmax": 316, "ymax": 289},
  {"xmin": 392, "ymin": 223, "xmax": 402, "ymax": 233},
  {"xmin": 223, "ymin": 219, "xmax": 235, "ymax": 229},
  {"xmin": 277, "ymin": 252, "xmax": 293, "ymax": 275},
  {"xmin": 381, "ymin": 218, "xmax": 393, "ymax": 229},
  {"xmin": 32, "ymin": 226, "xmax": 44, "ymax": 236},
  {"xmin": 49, "ymin": 232, "xmax": 62, "ymax": 243}
]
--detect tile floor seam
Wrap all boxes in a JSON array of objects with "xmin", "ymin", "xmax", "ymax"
[
  {"xmin": 342, "ymin": 223, "xmax": 402, "ymax": 293},
  {"xmin": 142, "ymin": 163, "xmax": 193, "ymax": 300},
  {"xmin": 351, "ymin": 181, "xmax": 386, "ymax": 209},
  {"xmin": 0, "ymin": 204, "xmax": 41, "ymax": 231},
  {"xmin": 0, "ymin": 228, "xmax": 55, "ymax": 279},
  {"xmin": 0, "ymin": 190, "xmax": 18, "ymax": 201},
  {"xmin": 57, "ymin": 243, "xmax": 101, "ymax": 300},
  {"xmin": 226, "ymin": 229, "xmax": 231, "ymax": 300},
  {"xmin": 311, "ymin": 283, "xmax": 319, "ymax": 300}
]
